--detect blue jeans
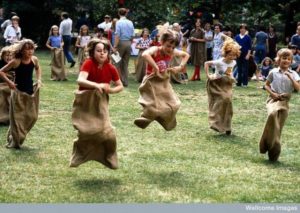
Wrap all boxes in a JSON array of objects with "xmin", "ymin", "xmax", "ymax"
[
  {"xmin": 254, "ymin": 45, "xmax": 266, "ymax": 64},
  {"xmin": 62, "ymin": 35, "xmax": 75, "ymax": 63},
  {"xmin": 236, "ymin": 57, "xmax": 249, "ymax": 86}
]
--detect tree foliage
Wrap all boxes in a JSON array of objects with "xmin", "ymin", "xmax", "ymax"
[{"xmin": 1, "ymin": 0, "xmax": 299, "ymax": 47}]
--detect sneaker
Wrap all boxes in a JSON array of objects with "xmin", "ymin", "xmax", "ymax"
[{"xmin": 70, "ymin": 61, "xmax": 76, "ymax": 68}]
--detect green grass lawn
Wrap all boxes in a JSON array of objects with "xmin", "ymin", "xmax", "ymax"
[{"xmin": 0, "ymin": 51, "xmax": 299, "ymax": 203}]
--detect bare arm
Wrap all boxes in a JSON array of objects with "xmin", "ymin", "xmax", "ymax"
[
  {"xmin": 142, "ymin": 46, "xmax": 160, "ymax": 74},
  {"xmin": 170, "ymin": 49, "xmax": 190, "ymax": 73},
  {"xmin": 77, "ymin": 71, "xmax": 123, "ymax": 94},
  {"xmin": 46, "ymin": 38, "xmax": 53, "ymax": 50},
  {"xmin": 204, "ymin": 61, "xmax": 214, "ymax": 79},
  {"xmin": 33, "ymin": 56, "xmax": 42, "ymax": 85},
  {"xmin": 0, "ymin": 59, "xmax": 18, "ymax": 89}
]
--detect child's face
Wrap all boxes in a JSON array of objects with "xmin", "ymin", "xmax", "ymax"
[
  {"xmin": 225, "ymin": 52, "xmax": 237, "ymax": 61},
  {"xmin": 94, "ymin": 43, "xmax": 108, "ymax": 63},
  {"xmin": 265, "ymin": 59, "xmax": 270, "ymax": 65},
  {"xmin": 82, "ymin": 28, "xmax": 88, "ymax": 34},
  {"xmin": 22, "ymin": 45, "xmax": 34, "ymax": 58},
  {"xmin": 3, "ymin": 52, "xmax": 12, "ymax": 63},
  {"xmin": 161, "ymin": 41, "xmax": 176, "ymax": 56},
  {"xmin": 279, "ymin": 56, "xmax": 292, "ymax": 69},
  {"xmin": 52, "ymin": 28, "xmax": 59, "ymax": 34}
]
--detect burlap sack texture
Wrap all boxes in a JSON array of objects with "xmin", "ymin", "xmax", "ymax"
[
  {"xmin": 51, "ymin": 48, "xmax": 67, "ymax": 81},
  {"xmin": 0, "ymin": 83, "xmax": 11, "ymax": 124},
  {"xmin": 206, "ymin": 76, "xmax": 235, "ymax": 133},
  {"xmin": 134, "ymin": 72, "xmax": 181, "ymax": 131},
  {"xmin": 135, "ymin": 50, "xmax": 146, "ymax": 83},
  {"xmin": 259, "ymin": 94, "xmax": 290, "ymax": 162},
  {"xmin": 70, "ymin": 89, "xmax": 118, "ymax": 169},
  {"xmin": 169, "ymin": 55, "xmax": 185, "ymax": 84},
  {"xmin": 6, "ymin": 85, "xmax": 40, "ymax": 149}
]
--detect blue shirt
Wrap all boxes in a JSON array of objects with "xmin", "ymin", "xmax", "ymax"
[
  {"xmin": 291, "ymin": 34, "xmax": 300, "ymax": 49},
  {"xmin": 115, "ymin": 17, "xmax": 134, "ymax": 41},
  {"xmin": 49, "ymin": 35, "xmax": 62, "ymax": 48},
  {"xmin": 235, "ymin": 34, "xmax": 252, "ymax": 58},
  {"xmin": 255, "ymin": 31, "xmax": 268, "ymax": 46}
]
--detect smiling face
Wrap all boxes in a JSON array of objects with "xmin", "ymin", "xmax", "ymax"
[
  {"xmin": 278, "ymin": 56, "xmax": 292, "ymax": 70},
  {"xmin": 3, "ymin": 52, "xmax": 12, "ymax": 63}
]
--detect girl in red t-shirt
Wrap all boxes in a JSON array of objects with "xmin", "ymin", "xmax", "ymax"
[{"xmin": 77, "ymin": 38, "xmax": 123, "ymax": 93}]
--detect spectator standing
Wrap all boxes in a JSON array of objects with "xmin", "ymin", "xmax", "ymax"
[
  {"xmin": 97, "ymin": 15, "xmax": 112, "ymax": 32},
  {"xmin": 113, "ymin": 8, "xmax": 135, "ymax": 87},
  {"xmin": 3, "ymin": 15, "xmax": 21, "ymax": 45},
  {"xmin": 290, "ymin": 25, "xmax": 300, "ymax": 49},
  {"xmin": 59, "ymin": 12, "xmax": 76, "ymax": 68},
  {"xmin": 253, "ymin": 25, "xmax": 269, "ymax": 65},
  {"xmin": 204, "ymin": 22, "xmax": 213, "ymax": 61},
  {"xmin": 234, "ymin": 24, "xmax": 252, "ymax": 87},
  {"xmin": 267, "ymin": 25, "xmax": 277, "ymax": 60},
  {"xmin": 189, "ymin": 19, "xmax": 206, "ymax": 81}
]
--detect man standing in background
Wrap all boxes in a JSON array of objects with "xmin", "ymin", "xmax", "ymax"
[
  {"xmin": 59, "ymin": 12, "xmax": 76, "ymax": 68},
  {"xmin": 113, "ymin": 8, "xmax": 134, "ymax": 87}
]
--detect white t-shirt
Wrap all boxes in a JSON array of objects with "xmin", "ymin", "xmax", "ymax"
[
  {"xmin": 97, "ymin": 21, "xmax": 112, "ymax": 31},
  {"xmin": 3, "ymin": 25, "xmax": 21, "ymax": 44},
  {"xmin": 211, "ymin": 57, "xmax": 236, "ymax": 79}
]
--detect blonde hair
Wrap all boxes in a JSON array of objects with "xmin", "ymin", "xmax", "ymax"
[
  {"xmin": 0, "ymin": 46, "xmax": 13, "ymax": 60},
  {"xmin": 79, "ymin": 25, "xmax": 89, "ymax": 36},
  {"xmin": 49, "ymin": 25, "xmax": 59, "ymax": 36},
  {"xmin": 275, "ymin": 48, "xmax": 293, "ymax": 64},
  {"xmin": 13, "ymin": 39, "xmax": 37, "ymax": 59},
  {"xmin": 221, "ymin": 38, "xmax": 241, "ymax": 58}
]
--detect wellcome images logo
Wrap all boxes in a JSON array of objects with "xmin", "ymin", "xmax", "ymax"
[{"xmin": 245, "ymin": 205, "xmax": 298, "ymax": 212}]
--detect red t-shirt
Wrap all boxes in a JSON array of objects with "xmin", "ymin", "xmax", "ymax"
[
  {"xmin": 146, "ymin": 49, "xmax": 172, "ymax": 75},
  {"xmin": 79, "ymin": 58, "xmax": 120, "ymax": 90}
]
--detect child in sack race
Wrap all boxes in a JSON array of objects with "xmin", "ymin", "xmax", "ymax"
[
  {"xmin": 70, "ymin": 38, "xmax": 123, "ymax": 169},
  {"xmin": 134, "ymin": 29, "xmax": 189, "ymax": 131},
  {"xmin": 259, "ymin": 48, "xmax": 300, "ymax": 161},
  {"xmin": 204, "ymin": 38, "xmax": 241, "ymax": 135},
  {"xmin": 0, "ymin": 39, "xmax": 42, "ymax": 149}
]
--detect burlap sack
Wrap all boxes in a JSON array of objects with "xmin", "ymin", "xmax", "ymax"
[
  {"xmin": 206, "ymin": 76, "xmax": 235, "ymax": 133},
  {"xmin": 259, "ymin": 94, "xmax": 290, "ymax": 161},
  {"xmin": 0, "ymin": 83, "xmax": 11, "ymax": 124},
  {"xmin": 169, "ymin": 56, "xmax": 185, "ymax": 84},
  {"xmin": 6, "ymin": 85, "xmax": 40, "ymax": 149},
  {"xmin": 135, "ymin": 50, "xmax": 146, "ymax": 83},
  {"xmin": 134, "ymin": 72, "xmax": 181, "ymax": 131},
  {"xmin": 51, "ymin": 48, "xmax": 67, "ymax": 81},
  {"xmin": 70, "ymin": 89, "xmax": 118, "ymax": 169}
]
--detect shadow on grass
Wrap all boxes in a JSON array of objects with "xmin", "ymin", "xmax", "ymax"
[
  {"xmin": 143, "ymin": 170, "xmax": 189, "ymax": 189},
  {"xmin": 205, "ymin": 133, "xmax": 248, "ymax": 146},
  {"xmin": 73, "ymin": 178, "xmax": 121, "ymax": 192},
  {"xmin": 255, "ymin": 158, "xmax": 300, "ymax": 172}
]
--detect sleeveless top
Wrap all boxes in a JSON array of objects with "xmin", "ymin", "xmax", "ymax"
[
  {"xmin": 146, "ymin": 49, "xmax": 172, "ymax": 75},
  {"xmin": 15, "ymin": 60, "xmax": 34, "ymax": 95}
]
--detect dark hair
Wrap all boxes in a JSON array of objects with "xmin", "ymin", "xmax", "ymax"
[
  {"xmin": 258, "ymin": 25, "xmax": 265, "ymax": 31},
  {"xmin": 86, "ymin": 38, "xmax": 111, "ymax": 60},
  {"xmin": 61, "ymin": 12, "xmax": 69, "ymax": 19},
  {"xmin": 239, "ymin": 23, "xmax": 248, "ymax": 30},
  {"xmin": 214, "ymin": 23, "xmax": 223, "ymax": 31},
  {"xmin": 140, "ymin": 28, "xmax": 149, "ymax": 37},
  {"xmin": 288, "ymin": 44, "xmax": 297, "ymax": 49},
  {"xmin": 269, "ymin": 24, "xmax": 275, "ymax": 31},
  {"xmin": 118, "ymin": 8, "xmax": 127, "ymax": 16},
  {"xmin": 160, "ymin": 29, "xmax": 179, "ymax": 46}
]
